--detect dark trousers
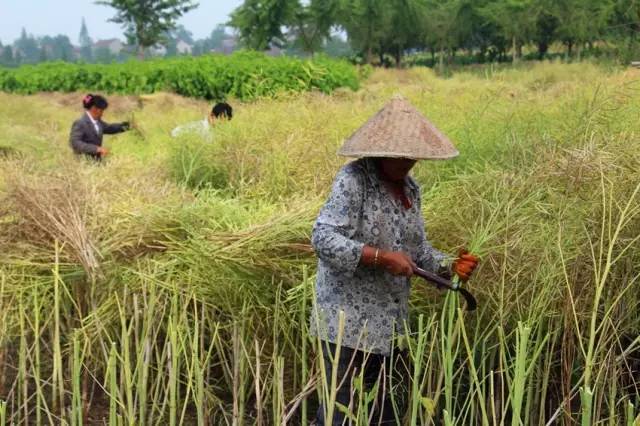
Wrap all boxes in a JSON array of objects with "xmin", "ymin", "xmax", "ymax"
[{"xmin": 316, "ymin": 342, "xmax": 409, "ymax": 426}]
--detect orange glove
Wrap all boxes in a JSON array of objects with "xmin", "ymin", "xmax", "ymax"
[{"xmin": 453, "ymin": 249, "xmax": 479, "ymax": 282}]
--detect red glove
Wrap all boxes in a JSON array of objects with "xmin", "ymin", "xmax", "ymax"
[{"xmin": 453, "ymin": 249, "xmax": 479, "ymax": 282}]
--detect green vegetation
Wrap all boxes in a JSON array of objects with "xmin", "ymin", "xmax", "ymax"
[
  {"xmin": 0, "ymin": 61, "xmax": 639, "ymax": 424},
  {"xmin": 230, "ymin": 0, "xmax": 640, "ymax": 65},
  {"xmin": 0, "ymin": 52, "xmax": 361, "ymax": 100},
  {"xmin": 96, "ymin": 0, "xmax": 198, "ymax": 59}
]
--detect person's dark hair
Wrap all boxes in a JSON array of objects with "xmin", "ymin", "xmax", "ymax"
[
  {"xmin": 83, "ymin": 94, "xmax": 109, "ymax": 110},
  {"xmin": 212, "ymin": 102, "xmax": 233, "ymax": 119}
]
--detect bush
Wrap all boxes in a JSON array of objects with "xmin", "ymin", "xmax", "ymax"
[
  {"xmin": 0, "ymin": 51, "xmax": 361, "ymax": 100},
  {"xmin": 169, "ymin": 139, "xmax": 231, "ymax": 191}
]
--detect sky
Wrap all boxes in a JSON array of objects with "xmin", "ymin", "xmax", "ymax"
[{"xmin": 0, "ymin": 0, "xmax": 244, "ymax": 45}]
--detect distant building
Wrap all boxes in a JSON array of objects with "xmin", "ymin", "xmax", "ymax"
[
  {"xmin": 266, "ymin": 45, "xmax": 283, "ymax": 57},
  {"xmin": 39, "ymin": 42, "xmax": 56, "ymax": 57},
  {"xmin": 176, "ymin": 40, "xmax": 192, "ymax": 55},
  {"xmin": 214, "ymin": 38, "xmax": 238, "ymax": 55},
  {"xmin": 150, "ymin": 44, "xmax": 168, "ymax": 56},
  {"xmin": 93, "ymin": 39, "xmax": 123, "ymax": 55}
]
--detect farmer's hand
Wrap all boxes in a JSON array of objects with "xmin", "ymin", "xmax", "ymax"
[
  {"xmin": 453, "ymin": 249, "xmax": 479, "ymax": 282},
  {"xmin": 380, "ymin": 251, "xmax": 416, "ymax": 277},
  {"xmin": 97, "ymin": 147, "xmax": 109, "ymax": 157}
]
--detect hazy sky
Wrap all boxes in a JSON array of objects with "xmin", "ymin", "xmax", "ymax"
[{"xmin": 0, "ymin": 0, "xmax": 244, "ymax": 45}]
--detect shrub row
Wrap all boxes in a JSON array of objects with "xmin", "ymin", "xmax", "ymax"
[{"xmin": 0, "ymin": 51, "xmax": 361, "ymax": 100}]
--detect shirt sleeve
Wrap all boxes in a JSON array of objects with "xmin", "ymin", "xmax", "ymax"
[
  {"xmin": 311, "ymin": 166, "xmax": 365, "ymax": 274},
  {"xmin": 101, "ymin": 121, "xmax": 127, "ymax": 134},
  {"xmin": 171, "ymin": 124, "xmax": 184, "ymax": 138},
  {"xmin": 414, "ymin": 191, "xmax": 452, "ymax": 276},
  {"xmin": 171, "ymin": 121, "xmax": 206, "ymax": 139}
]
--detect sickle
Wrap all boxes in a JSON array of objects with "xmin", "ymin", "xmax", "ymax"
[{"xmin": 413, "ymin": 267, "xmax": 477, "ymax": 311}]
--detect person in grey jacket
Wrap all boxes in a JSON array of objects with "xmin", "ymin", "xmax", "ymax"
[{"xmin": 69, "ymin": 94, "xmax": 130, "ymax": 160}]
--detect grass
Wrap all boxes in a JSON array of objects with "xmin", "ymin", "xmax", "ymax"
[{"xmin": 0, "ymin": 60, "xmax": 639, "ymax": 424}]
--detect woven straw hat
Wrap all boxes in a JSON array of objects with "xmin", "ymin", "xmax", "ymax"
[{"xmin": 338, "ymin": 95, "xmax": 459, "ymax": 160}]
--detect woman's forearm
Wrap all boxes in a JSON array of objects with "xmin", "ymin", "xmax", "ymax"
[{"xmin": 360, "ymin": 246, "xmax": 416, "ymax": 277}]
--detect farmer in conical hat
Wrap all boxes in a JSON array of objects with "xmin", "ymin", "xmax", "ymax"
[{"xmin": 311, "ymin": 95, "xmax": 480, "ymax": 425}]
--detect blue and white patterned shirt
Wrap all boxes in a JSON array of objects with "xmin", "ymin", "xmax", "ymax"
[{"xmin": 311, "ymin": 158, "xmax": 450, "ymax": 355}]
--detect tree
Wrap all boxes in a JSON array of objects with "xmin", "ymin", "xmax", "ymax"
[
  {"xmin": 79, "ymin": 18, "xmax": 92, "ymax": 47},
  {"xmin": 15, "ymin": 28, "xmax": 40, "ymax": 64},
  {"xmin": 0, "ymin": 43, "xmax": 12, "ymax": 67},
  {"xmin": 323, "ymin": 34, "xmax": 354, "ymax": 57},
  {"xmin": 94, "ymin": 46, "xmax": 114, "ymax": 63},
  {"xmin": 96, "ymin": 0, "xmax": 199, "ymax": 58},
  {"xmin": 209, "ymin": 24, "xmax": 228, "ymax": 50},
  {"xmin": 229, "ymin": 0, "xmax": 297, "ymax": 50},
  {"xmin": 289, "ymin": 0, "xmax": 339, "ymax": 55},
  {"xmin": 338, "ymin": 0, "xmax": 389, "ymax": 63},
  {"xmin": 39, "ymin": 35, "xmax": 75, "ymax": 62},
  {"xmin": 610, "ymin": 0, "xmax": 640, "ymax": 60},
  {"xmin": 164, "ymin": 25, "xmax": 194, "ymax": 56},
  {"xmin": 481, "ymin": 0, "xmax": 541, "ymax": 63},
  {"xmin": 531, "ymin": 1, "xmax": 559, "ymax": 59},
  {"xmin": 380, "ymin": 0, "xmax": 427, "ymax": 67},
  {"xmin": 79, "ymin": 18, "xmax": 94, "ymax": 62},
  {"xmin": 424, "ymin": 0, "xmax": 466, "ymax": 70},
  {"xmin": 39, "ymin": 46, "xmax": 49, "ymax": 62},
  {"xmin": 550, "ymin": 0, "xmax": 613, "ymax": 60}
]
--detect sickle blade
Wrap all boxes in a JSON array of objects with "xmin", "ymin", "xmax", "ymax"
[
  {"xmin": 413, "ymin": 267, "xmax": 478, "ymax": 311},
  {"xmin": 457, "ymin": 288, "xmax": 477, "ymax": 311}
]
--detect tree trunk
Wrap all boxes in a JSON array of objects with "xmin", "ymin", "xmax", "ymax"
[
  {"xmin": 576, "ymin": 43, "xmax": 582, "ymax": 61},
  {"xmin": 430, "ymin": 47, "xmax": 436, "ymax": 66},
  {"xmin": 439, "ymin": 48, "xmax": 445, "ymax": 73},
  {"xmin": 512, "ymin": 36, "xmax": 518, "ymax": 64},
  {"xmin": 366, "ymin": 46, "xmax": 373, "ymax": 65},
  {"xmin": 138, "ymin": 44, "xmax": 145, "ymax": 60},
  {"xmin": 516, "ymin": 42, "xmax": 523, "ymax": 60},
  {"xmin": 395, "ymin": 46, "xmax": 402, "ymax": 69},
  {"xmin": 537, "ymin": 41, "xmax": 549, "ymax": 60}
]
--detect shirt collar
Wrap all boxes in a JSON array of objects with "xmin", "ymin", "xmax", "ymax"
[
  {"xmin": 86, "ymin": 111, "xmax": 98, "ymax": 125},
  {"xmin": 360, "ymin": 158, "xmax": 419, "ymax": 195}
]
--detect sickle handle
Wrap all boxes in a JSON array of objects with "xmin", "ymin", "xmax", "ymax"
[
  {"xmin": 412, "ymin": 267, "xmax": 478, "ymax": 311},
  {"xmin": 413, "ymin": 267, "xmax": 455, "ymax": 290}
]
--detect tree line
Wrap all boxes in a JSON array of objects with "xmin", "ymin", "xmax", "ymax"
[
  {"xmin": 229, "ymin": 0, "xmax": 640, "ymax": 66},
  {"xmin": 0, "ymin": 23, "xmax": 236, "ymax": 67},
  {"xmin": 3, "ymin": 0, "xmax": 639, "ymax": 68}
]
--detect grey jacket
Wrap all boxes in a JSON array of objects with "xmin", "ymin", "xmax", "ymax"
[{"xmin": 69, "ymin": 113, "xmax": 127, "ymax": 158}]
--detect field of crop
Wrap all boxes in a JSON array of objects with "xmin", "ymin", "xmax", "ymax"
[
  {"xmin": 0, "ymin": 52, "xmax": 361, "ymax": 101},
  {"xmin": 0, "ymin": 61, "xmax": 639, "ymax": 425}
]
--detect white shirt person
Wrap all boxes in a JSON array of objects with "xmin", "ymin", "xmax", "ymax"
[{"xmin": 170, "ymin": 102, "xmax": 233, "ymax": 141}]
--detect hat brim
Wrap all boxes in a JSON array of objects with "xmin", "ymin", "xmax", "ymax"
[{"xmin": 338, "ymin": 96, "xmax": 459, "ymax": 160}]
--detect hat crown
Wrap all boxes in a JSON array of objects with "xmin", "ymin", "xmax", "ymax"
[{"xmin": 338, "ymin": 95, "xmax": 459, "ymax": 160}]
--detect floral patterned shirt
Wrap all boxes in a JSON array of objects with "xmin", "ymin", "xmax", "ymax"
[{"xmin": 310, "ymin": 158, "xmax": 450, "ymax": 355}]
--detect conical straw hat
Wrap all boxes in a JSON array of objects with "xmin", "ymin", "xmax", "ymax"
[{"xmin": 338, "ymin": 95, "xmax": 459, "ymax": 160}]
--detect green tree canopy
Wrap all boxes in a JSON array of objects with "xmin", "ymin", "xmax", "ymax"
[
  {"xmin": 96, "ymin": 0, "xmax": 199, "ymax": 58},
  {"xmin": 229, "ymin": 0, "xmax": 297, "ymax": 50}
]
